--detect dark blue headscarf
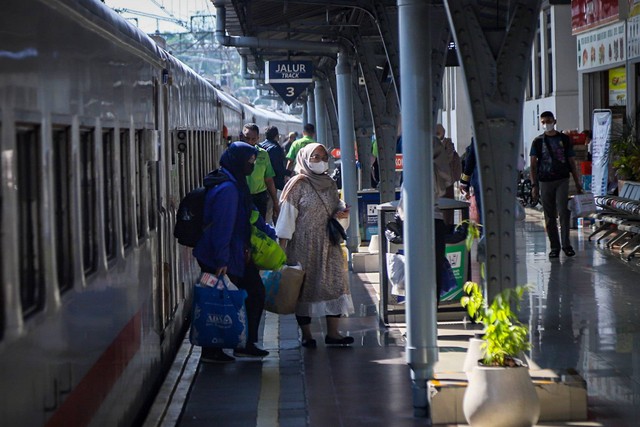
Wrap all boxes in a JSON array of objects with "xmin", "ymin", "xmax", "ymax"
[{"xmin": 220, "ymin": 141, "xmax": 257, "ymax": 210}]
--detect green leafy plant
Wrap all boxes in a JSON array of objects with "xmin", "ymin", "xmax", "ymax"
[
  {"xmin": 610, "ymin": 109, "xmax": 640, "ymax": 182},
  {"xmin": 461, "ymin": 282, "xmax": 531, "ymax": 367}
]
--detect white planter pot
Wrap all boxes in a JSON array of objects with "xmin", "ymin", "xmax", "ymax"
[
  {"xmin": 463, "ymin": 365, "xmax": 540, "ymax": 427},
  {"xmin": 463, "ymin": 338, "xmax": 485, "ymax": 377}
]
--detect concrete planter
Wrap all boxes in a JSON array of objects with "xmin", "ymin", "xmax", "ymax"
[
  {"xmin": 463, "ymin": 365, "xmax": 540, "ymax": 427},
  {"xmin": 463, "ymin": 337, "xmax": 485, "ymax": 377}
]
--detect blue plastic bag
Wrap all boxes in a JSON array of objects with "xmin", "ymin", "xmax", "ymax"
[{"xmin": 189, "ymin": 275, "xmax": 248, "ymax": 349}]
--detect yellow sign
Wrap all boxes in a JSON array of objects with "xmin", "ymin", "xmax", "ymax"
[{"xmin": 608, "ymin": 67, "xmax": 626, "ymax": 106}]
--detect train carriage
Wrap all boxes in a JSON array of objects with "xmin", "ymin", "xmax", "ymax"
[{"xmin": 0, "ymin": 0, "xmax": 300, "ymax": 426}]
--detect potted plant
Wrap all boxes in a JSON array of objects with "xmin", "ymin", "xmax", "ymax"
[
  {"xmin": 460, "ymin": 282, "xmax": 540, "ymax": 427},
  {"xmin": 610, "ymin": 110, "xmax": 640, "ymax": 188}
]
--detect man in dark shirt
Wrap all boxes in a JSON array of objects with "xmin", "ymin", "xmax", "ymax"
[
  {"xmin": 259, "ymin": 126, "xmax": 290, "ymax": 223},
  {"xmin": 530, "ymin": 111, "xmax": 583, "ymax": 258}
]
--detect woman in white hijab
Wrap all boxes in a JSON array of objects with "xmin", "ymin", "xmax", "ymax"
[{"xmin": 276, "ymin": 143, "xmax": 354, "ymax": 348}]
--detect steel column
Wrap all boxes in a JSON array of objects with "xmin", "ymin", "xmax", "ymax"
[
  {"xmin": 398, "ymin": 0, "xmax": 438, "ymax": 419},
  {"xmin": 307, "ymin": 89, "xmax": 316, "ymax": 127},
  {"xmin": 444, "ymin": 0, "xmax": 541, "ymax": 300},
  {"xmin": 301, "ymin": 98, "xmax": 309, "ymax": 127},
  {"xmin": 314, "ymin": 79, "xmax": 327, "ymax": 145},
  {"xmin": 336, "ymin": 53, "xmax": 361, "ymax": 253}
]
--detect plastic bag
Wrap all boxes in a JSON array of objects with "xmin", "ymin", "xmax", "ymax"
[
  {"xmin": 386, "ymin": 253, "xmax": 406, "ymax": 296},
  {"xmin": 190, "ymin": 274, "xmax": 248, "ymax": 349},
  {"xmin": 261, "ymin": 263, "xmax": 305, "ymax": 314},
  {"xmin": 250, "ymin": 226, "xmax": 287, "ymax": 270}
]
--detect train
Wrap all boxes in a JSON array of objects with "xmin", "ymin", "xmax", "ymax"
[{"xmin": 0, "ymin": 0, "xmax": 301, "ymax": 425}]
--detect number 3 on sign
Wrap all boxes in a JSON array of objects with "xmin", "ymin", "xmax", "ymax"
[{"xmin": 286, "ymin": 87, "xmax": 294, "ymax": 96}]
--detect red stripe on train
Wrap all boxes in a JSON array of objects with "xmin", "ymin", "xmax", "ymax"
[{"xmin": 45, "ymin": 311, "xmax": 142, "ymax": 427}]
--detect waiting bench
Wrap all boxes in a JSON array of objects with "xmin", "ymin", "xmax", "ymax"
[{"xmin": 589, "ymin": 181, "xmax": 640, "ymax": 261}]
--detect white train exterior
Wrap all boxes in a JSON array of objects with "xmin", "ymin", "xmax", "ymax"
[{"xmin": 0, "ymin": 0, "xmax": 301, "ymax": 425}]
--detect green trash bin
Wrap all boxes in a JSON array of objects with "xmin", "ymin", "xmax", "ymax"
[{"xmin": 440, "ymin": 242, "xmax": 469, "ymax": 302}]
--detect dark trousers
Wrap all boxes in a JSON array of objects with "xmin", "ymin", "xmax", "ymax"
[
  {"xmin": 252, "ymin": 191, "xmax": 269, "ymax": 220},
  {"xmin": 227, "ymin": 263, "xmax": 265, "ymax": 346},
  {"xmin": 539, "ymin": 178, "xmax": 571, "ymax": 251}
]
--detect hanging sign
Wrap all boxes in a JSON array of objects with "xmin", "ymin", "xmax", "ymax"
[{"xmin": 265, "ymin": 60, "xmax": 313, "ymax": 105}]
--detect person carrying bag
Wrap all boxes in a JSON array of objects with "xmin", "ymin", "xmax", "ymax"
[
  {"xmin": 192, "ymin": 142, "xmax": 276, "ymax": 363},
  {"xmin": 276, "ymin": 143, "xmax": 355, "ymax": 348}
]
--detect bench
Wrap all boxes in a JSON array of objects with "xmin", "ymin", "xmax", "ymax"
[{"xmin": 588, "ymin": 181, "xmax": 640, "ymax": 261}]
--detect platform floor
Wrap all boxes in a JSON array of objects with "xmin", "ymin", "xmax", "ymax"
[{"xmin": 145, "ymin": 209, "xmax": 640, "ymax": 427}]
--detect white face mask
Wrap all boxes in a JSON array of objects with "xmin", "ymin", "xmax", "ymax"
[
  {"xmin": 308, "ymin": 161, "xmax": 329, "ymax": 174},
  {"xmin": 543, "ymin": 123, "xmax": 555, "ymax": 132}
]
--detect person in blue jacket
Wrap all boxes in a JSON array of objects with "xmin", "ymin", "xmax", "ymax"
[{"xmin": 194, "ymin": 141, "xmax": 277, "ymax": 362}]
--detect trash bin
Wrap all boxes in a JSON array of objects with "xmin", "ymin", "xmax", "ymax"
[{"xmin": 358, "ymin": 189, "xmax": 400, "ymax": 242}]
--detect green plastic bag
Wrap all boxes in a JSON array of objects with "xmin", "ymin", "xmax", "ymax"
[{"xmin": 250, "ymin": 226, "xmax": 286, "ymax": 270}]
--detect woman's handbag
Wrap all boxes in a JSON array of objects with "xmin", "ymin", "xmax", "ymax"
[
  {"xmin": 250, "ymin": 225, "xmax": 287, "ymax": 270},
  {"xmin": 309, "ymin": 183, "xmax": 347, "ymax": 246},
  {"xmin": 327, "ymin": 217, "xmax": 347, "ymax": 246},
  {"xmin": 189, "ymin": 274, "xmax": 248, "ymax": 349},
  {"xmin": 261, "ymin": 263, "xmax": 305, "ymax": 314}
]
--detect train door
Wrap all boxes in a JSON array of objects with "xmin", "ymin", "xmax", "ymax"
[{"xmin": 154, "ymin": 75, "xmax": 174, "ymax": 335}]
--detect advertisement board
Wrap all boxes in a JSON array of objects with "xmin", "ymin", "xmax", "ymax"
[
  {"xmin": 576, "ymin": 21, "xmax": 626, "ymax": 70},
  {"xmin": 608, "ymin": 67, "xmax": 626, "ymax": 105},
  {"xmin": 591, "ymin": 110, "xmax": 612, "ymax": 197}
]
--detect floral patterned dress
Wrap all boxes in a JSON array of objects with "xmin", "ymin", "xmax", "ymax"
[{"xmin": 278, "ymin": 179, "xmax": 354, "ymax": 318}]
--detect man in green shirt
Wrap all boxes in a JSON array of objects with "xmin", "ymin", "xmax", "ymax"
[
  {"xmin": 286, "ymin": 123, "xmax": 316, "ymax": 171},
  {"xmin": 242, "ymin": 123, "xmax": 279, "ymax": 221}
]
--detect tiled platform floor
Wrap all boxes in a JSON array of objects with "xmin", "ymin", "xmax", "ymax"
[{"xmin": 148, "ymin": 209, "xmax": 640, "ymax": 427}]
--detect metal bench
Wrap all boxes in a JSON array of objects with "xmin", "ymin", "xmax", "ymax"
[{"xmin": 589, "ymin": 181, "xmax": 640, "ymax": 261}]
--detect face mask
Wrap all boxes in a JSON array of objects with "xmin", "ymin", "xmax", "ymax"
[
  {"xmin": 543, "ymin": 123, "xmax": 555, "ymax": 132},
  {"xmin": 308, "ymin": 161, "xmax": 328, "ymax": 174},
  {"xmin": 243, "ymin": 162, "xmax": 255, "ymax": 176}
]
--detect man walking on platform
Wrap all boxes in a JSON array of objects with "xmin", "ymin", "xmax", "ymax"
[
  {"xmin": 286, "ymin": 123, "xmax": 316, "ymax": 171},
  {"xmin": 242, "ymin": 123, "xmax": 280, "ymax": 221},
  {"xmin": 530, "ymin": 111, "xmax": 583, "ymax": 258},
  {"xmin": 259, "ymin": 126, "xmax": 290, "ymax": 222}
]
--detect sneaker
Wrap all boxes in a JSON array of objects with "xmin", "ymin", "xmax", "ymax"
[
  {"xmin": 233, "ymin": 345, "xmax": 269, "ymax": 358},
  {"xmin": 201, "ymin": 348, "xmax": 235, "ymax": 363}
]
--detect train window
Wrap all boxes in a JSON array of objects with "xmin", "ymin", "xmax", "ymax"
[
  {"xmin": 16, "ymin": 125, "xmax": 44, "ymax": 317},
  {"xmin": 0, "ymin": 123, "xmax": 3, "ymax": 338},
  {"xmin": 103, "ymin": 130, "xmax": 116, "ymax": 261},
  {"xmin": 135, "ymin": 130, "xmax": 145, "ymax": 240},
  {"xmin": 53, "ymin": 127, "xmax": 74, "ymax": 292},
  {"xmin": 120, "ymin": 129, "xmax": 131, "ymax": 249},
  {"xmin": 80, "ymin": 129, "xmax": 97, "ymax": 276},
  {"xmin": 197, "ymin": 132, "xmax": 203, "ymax": 185},
  {"xmin": 185, "ymin": 131, "xmax": 192, "ymax": 191},
  {"xmin": 147, "ymin": 160, "xmax": 157, "ymax": 231}
]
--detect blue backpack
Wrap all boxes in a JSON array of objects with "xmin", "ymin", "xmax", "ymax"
[{"xmin": 174, "ymin": 170, "xmax": 229, "ymax": 247}]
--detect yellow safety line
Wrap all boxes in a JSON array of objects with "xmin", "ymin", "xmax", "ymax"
[{"xmin": 256, "ymin": 312, "xmax": 280, "ymax": 427}]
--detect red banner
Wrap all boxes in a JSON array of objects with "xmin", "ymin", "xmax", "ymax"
[{"xmin": 571, "ymin": 0, "xmax": 619, "ymax": 35}]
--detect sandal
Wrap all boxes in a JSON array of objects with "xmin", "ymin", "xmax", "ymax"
[
  {"xmin": 563, "ymin": 247, "xmax": 576, "ymax": 257},
  {"xmin": 548, "ymin": 250, "xmax": 560, "ymax": 258}
]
